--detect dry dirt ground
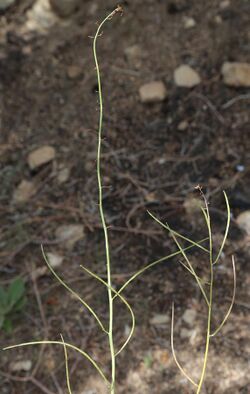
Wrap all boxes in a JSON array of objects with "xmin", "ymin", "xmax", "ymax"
[{"xmin": 0, "ymin": 0, "xmax": 250, "ymax": 393}]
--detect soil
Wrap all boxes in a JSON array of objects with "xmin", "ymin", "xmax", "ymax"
[{"xmin": 0, "ymin": 1, "xmax": 249, "ymax": 393}]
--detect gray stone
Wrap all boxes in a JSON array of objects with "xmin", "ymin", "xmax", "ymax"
[
  {"xmin": 220, "ymin": 0, "xmax": 230, "ymax": 9},
  {"xmin": 182, "ymin": 308, "xmax": 197, "ymax": 326},
  {"xmin": 183, "ymin": 16, "xmax": 196, "ymax": 29},
  {"xmin": 46, "ymin": 252, "xmax": 64, "ymax": 268},
  {"xmin": 150, "ymin": 314, "xmax": 170, "ymax": 326},
  {"xmin": 221, "ymin": 62, "xmax": 250, "ymax": 87},
  {"xmin": 236, "ymin": 211, "xmax": 250, "ymax": 236},
  {"xmin": 9, "ymin": 360, "xmax": 32, "ymax": 372},
  {"xmin": 124, "ymin": 45, "xmax": 143, "ymax": 66},
  {"xmin": 28, "ymin": 146, "xmax": 55, "ymax": 170},
  {"xmin": 0, "ymin": 0, "xmax": 16, "ymax": 11},
  {"xmin": 139, "ymin": 81, "xmax": 167, "ymax": 103},
  {"xmin": 57, "ymin": 167, "xmax": 70, "ymax": 184},
  {"xmin": 49, "ymin": 0, "xmax": 80, "ymax": 17},
  {"xmin": 174, "ymin": 64, "xmax": 201, "ymax": 87},
  {"xmin": 178, "ymin": 120, "xmax": 188, "ymax": 131},
  {"xmin": 55, "ymin": 224, "xmax": 84, "ymax": 249},
  {"xmin": 67, "ymin": 65, "xmax": 82, "ymax": 79},
  {"xmin": 13, "ymin": 180, "xmax": 36, "ymax": 203}
]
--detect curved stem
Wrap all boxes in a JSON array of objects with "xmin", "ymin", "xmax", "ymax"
[
  {"xmin": 147, "ymin": 211, "xmax": 209, "ymax": 254},
  {"xmin": 171, "ymin": 304, "xmax": 198, "ymax": 387},
  {"xmin": 210, "ymin": 255, "xmax": 236, "ymax": 337},
  {"xmin": 80, "ymin": 265, "xmax": 135, "ymax": 357},
  {"xmin": 60, "ymin": 334, "xmax": 73, "ymax": 394},
  {"xmin": 115, "ymin": 238, "xmax": 209, "ymax": 298},
  {"xmin": 3, "ymin": 340, "xmax": 109, "ymax": 384},
  {"xmin": 41, "ymin": 245, "xmax": 107, "ymax": 333},
  {"xmin": 213, "ymin": 191, "xmax": 231, "ymax": 265}
]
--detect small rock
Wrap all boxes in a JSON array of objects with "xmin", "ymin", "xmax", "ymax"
[
  {"xmin": 55, "ymin": 224, "xmax": 84, "ymax": 249},
  {"xmin": 150, "ymin": 314, "xmax": 170, "ymax": 326},
  {"xmin": 46, "ymin": 252, "xmax": 63, "ymax": 268},
  {"xmin": 236, "ymin": 211, "xmax": 250, "ymax": 236},
  {"xmin": 177, "ymin": 120, "xmax": 188, "ymax": 131},
  {"xmin": 67, "ymin": 65, "xmax": 82, "ymax": 79},
  {"xmin": 28, "ymin": 146, "xmax": 56, "ymax": 170},
  {"xmin": 145, "ymin": 192, "xmax": 157, "ymax": 202},
  {"xmin": 236, "ymin": 164, "xmax": 245, "ymax": 173},
  {"xmin": 22, "ymin": 45, "xmax": 32, "ymax": 55},
  {"xmin": 220, "ymin": 0, "xmax": 230, "ymax": 9},
  {"xmin": 139, "ymin": 81, "xmax": 167, "ymax": 103},
  {"xmin": 182, "ymin": 309, "xmax": 197, "ymax": 326},
  {"xmin": 0, "ymin": 0, "xmax": 16, "ymax": 11},
  {"xmin": 13, "ymin": 180, "xmax": 36, "ymax": 203},
  {"xmin": 9, "ymin": 360, "xmax": 32, "ymax": 372},
  {"xmin": 221, "ymin": 62, "xmax": 250, "ymax": 87},
  {"xmin": 214, "ymin": 15, "xmax": 223, "ymax": 24},
  {"xmin": 174, "ymin": 64, "xmax": 201, "ymax": 87},
  {"xmin": 180, "ymin": 327, "xmax": 193, "ymax": 338},
  {"xmin": 57, "ymin": 166, "xmax": 70, "ymax": 184},
  {"xmin": 49, "ymin": 0, "xmax": 80, "ymax": 17},
  {"xmin": 124, "ymin": 45, "xmax": 143, "ymax": 65},
  {"xmin": 183, "ymin": 16, "xmax": 196, "ymax": 28},
  {"xmin": 24, "ymin": 0, "xmax": 59, "ymax": 33}
]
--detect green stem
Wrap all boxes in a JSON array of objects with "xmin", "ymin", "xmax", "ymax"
[
  {"xmin": 93, "ymin": 7, "xmax": 122, "ymax": 393},
  {"xmin": 196, "ymin": 204, "xmax": 213, "ymax": 393}
]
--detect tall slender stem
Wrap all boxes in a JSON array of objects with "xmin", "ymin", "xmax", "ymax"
[
  {"xmin": 93, "ymin": 7, "xmax": 122, "ymax": 393},
  {"xmin": 196, "ymin": 203, "xmax": 213, "ymax": 393}
]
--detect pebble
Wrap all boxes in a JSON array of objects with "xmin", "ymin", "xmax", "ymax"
[
  {"xmin": 57, "ymin": 166, "xmax": 70, "ymax": 184},
  {"xmin": 49, "ymin": 0, "xmax": 80, "ymax": 17},
  {"xmin": 13, "ymin": 180, "xmax": 36, "ymax": 203},
  {"xmin": 9, "ymin": 360, "xmax": 32, "ymax": 372},
  {"xmin": 182, "ymin": 308, "xmax": 197, "ymax": 326},
  {"xmin": 55, "ymin": 224, "xmax": 84, "ymax": 249},
  {"xmin": 183, "ymin": 16, "xmax": 196, "ymax": 29},
  {"xmin": 28, "ymin": 146, "xmax": 56, "ymax": 170},
  {"xmin": 174, "ymin": 64, "xmax": 201, "ymax": 87},
  {"xmin": 180, "ymin": 327, "xmax": 193, "ymax": 338},
  {"xmin": 67, "ymin": 65, "xmax": 82, "ymax": 79},
  {"xmin": 0, "ymin": 0, "xmax": 16, "ymax": 10},
  {"xmin": 46, "ymin": 252, "xmax": 63, "ymax": 268},
  {"xmin": 139, "ymin": 81, "xmax": 167, "ymax": 103},
  {"xmin": 150, "ymin": 314, "xmax": 170, "ymax": 326},
  {"xmin": 177, "ymin": 120, "xmax": 188, "ymax": 131},
  {"xmin": 24, "ymin": 0, "xmax": 59, "ymax": 33},
  {"xmin": 214, "ymin": 15, "xmax": 223, "ymax": 24},
  {"xmin": 236, "ymin": 211, "xmax": 250, "ymax": 236},
  {"xmin": 124, "ymin": 45, "xmax": 142, "ymax": 64},
  {"xmin": 221, "ymin": 62, "xmax": 250, "ymax": 87},
  {"xmin": 220, "ymin": 0, "xmax": 230, "ymax": 9}
]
